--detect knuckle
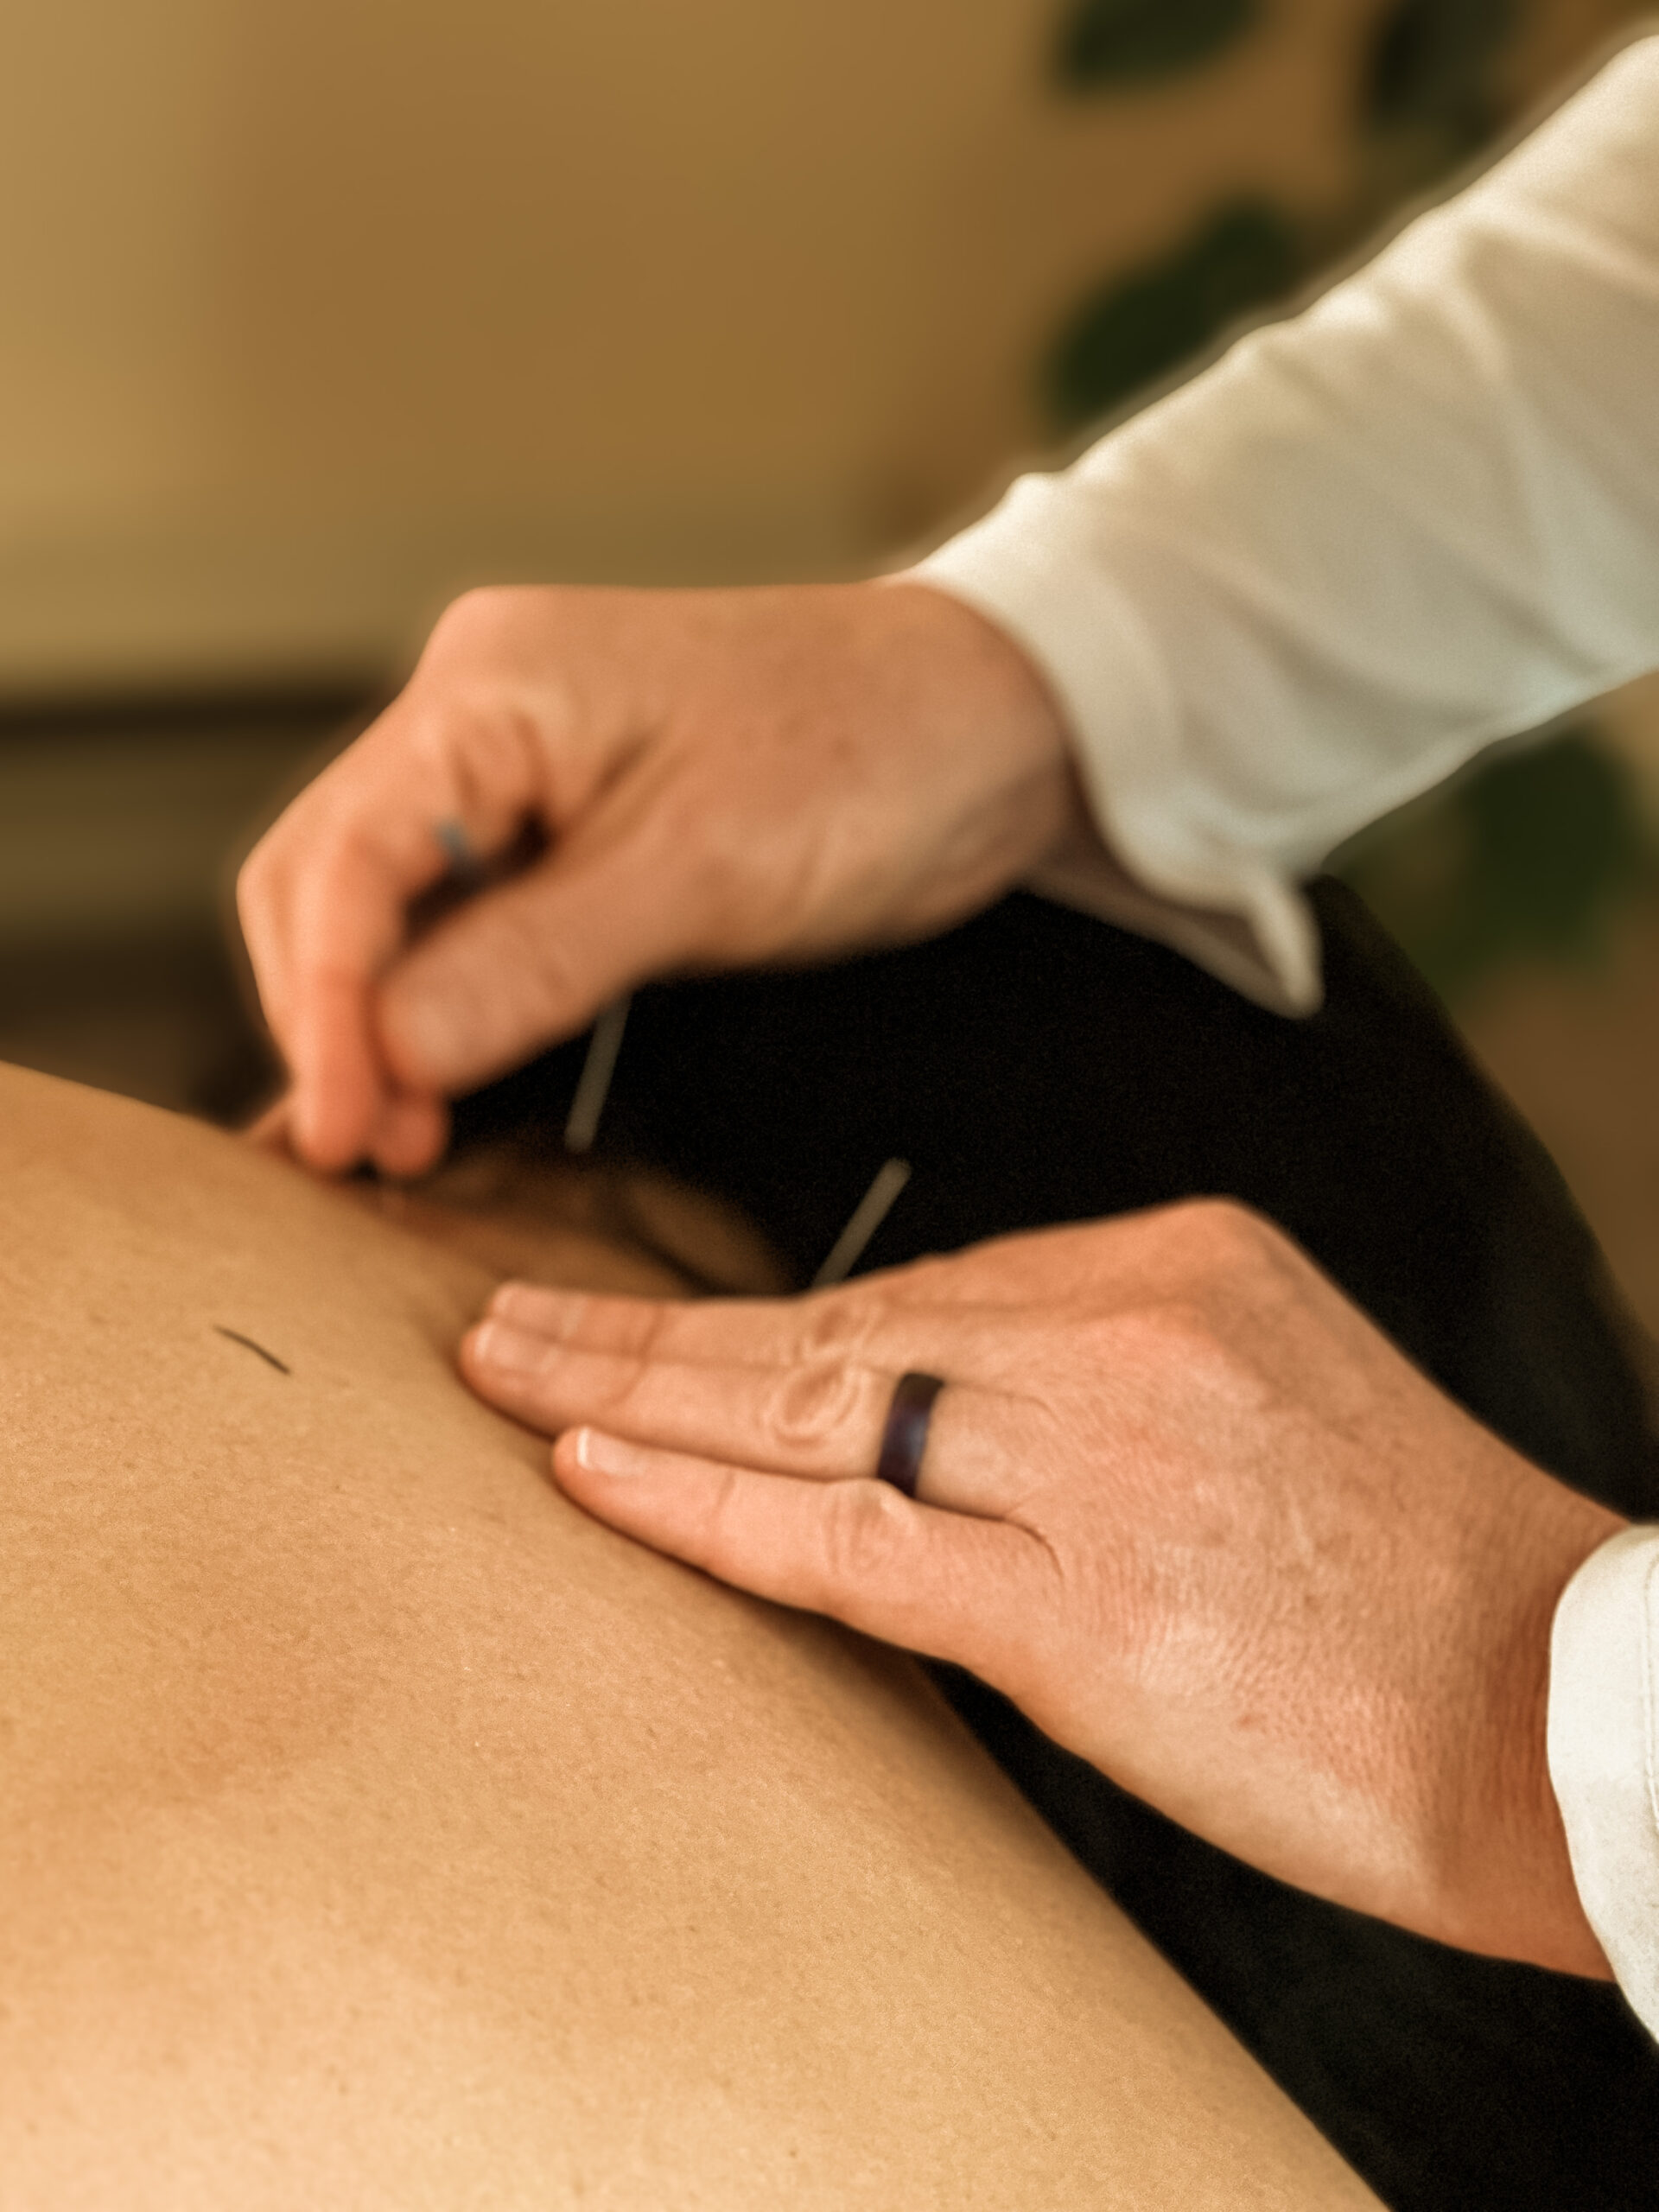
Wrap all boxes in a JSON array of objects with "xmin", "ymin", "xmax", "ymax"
[
  {"xmin": 1140, "ymin": 1294, "xmax": 1224, "ymax": 1361},
  {"xmin": 399, "ymin": 696, "xmax": 533, "ymax": 815},
  {"xmin": 586, "ymin": 1351, "xmax": 652, "ymax": 1421},
  {"xmin": 766, "ymin": 1357, "xmax": 861, "ymax": 1457},
  {"xmin": 626, "ymin": 1302, "xmax": 673, "ymax": 1362},
  {"xmin": 1167, "ymin": 1196, "xmax": 1282, "ymax": 1282},
  {"xmin": 235, "ymin": 860, "xmax": 275, "ymax": 955},
  {"xmin": 236, "ymin": 838, "xmax": 272, "ymax": 908},
  {"xmin": 794, "ymin": 1294, "xmax": 877, "ymax": 1365},
  {"xmin": 426, "ymin": 584, "xmax": 581, "ymax": 690},
  {"xmin": 1109, "ymin": 1294, "xmax": 1269, "ymax": 1414},
  {"xmin": 701, "ymin": 1465, "xmax": 753, "ymax": 1569},
  {"xmin": 816, "ymin": 1481, "xmax": 906, "ymax": 1595},
  {"xmin": 430, "ymin": 584, "xmax": 523, "ymax": 651},
  {"xmin": 1078, "ymin": 1295, "xmax": 1221, "ymax": 1381}
]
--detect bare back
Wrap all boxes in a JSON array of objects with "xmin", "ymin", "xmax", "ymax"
[{"xmin": 0, "ymin": 1064, "xmax": 1375, "ymax": 2209}]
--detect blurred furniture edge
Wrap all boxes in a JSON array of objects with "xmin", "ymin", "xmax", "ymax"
[{"xmin": 0, "ymin": 684, "xmax": 374, "ymax": 1123}]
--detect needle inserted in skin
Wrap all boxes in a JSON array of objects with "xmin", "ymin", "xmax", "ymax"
[
  {"xmin": 812, "ymin": 1159, "xmax": 912, "ymax": 1287},
  {"xmin": 565, "ymin": 996, "xmax": 632, "ymax": 1154}
]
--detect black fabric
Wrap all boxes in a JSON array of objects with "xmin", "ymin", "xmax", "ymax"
[{"xmin": 454, "ymin": 880, "xmax": 1659, "ymax": 2210}]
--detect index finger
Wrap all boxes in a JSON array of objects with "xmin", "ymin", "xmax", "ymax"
[
  {"xmin": 238, "ymin": 701, "xmax": 536, "ymax": 1168},
  {"xmin": 549, "ymin": 1427, "xmax": 1058, "ymax": 1688},
  {"xmin": 481, "ymin": 1279, "xmax": 1041, "ymax": 1387}
]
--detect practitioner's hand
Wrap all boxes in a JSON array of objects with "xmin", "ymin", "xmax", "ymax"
[
  {"xmin": 238, "ymin": 581, "xmax": 1078, "ymax": 1176},
  {"xmin": 461, "ymin": 1198, "xmax": 1623, "ymax": 1979}
]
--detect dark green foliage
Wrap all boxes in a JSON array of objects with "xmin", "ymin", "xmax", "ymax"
[
  {"xmin": 1053, "ymin": 0, "xmax": 1257, "ymax": 89},
  {"xmin": 1362, "ymin": 0, "xmax": 1517, "ymax": 138},
  {"xmin": 1039, "ymin": 0, "xmax": 1590, "ymax": 1013},
  {"xmin": 1337, "ymin": 730, "xmax": 1649, "ymax": 1003},
  {"xmin": 1044, "ymin": 199, "xmax": 1300, "ymax": 431}
]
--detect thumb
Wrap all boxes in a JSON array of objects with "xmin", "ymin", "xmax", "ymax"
[
  {"xmin": 375, "ymin": 821, "xmax": 695, "ymax": 1094},
  {"xmin": 549, "ymin": 1424, "xmax": 1059, "ymax": 1683}
]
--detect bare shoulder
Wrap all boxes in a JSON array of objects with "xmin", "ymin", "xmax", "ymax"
[{"xmin": 0, "ymin": 1064, "xmax": 1375, "ymax": 2210}]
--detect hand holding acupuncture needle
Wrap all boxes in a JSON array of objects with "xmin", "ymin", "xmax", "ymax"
[{"xmin": 431, "ymin": 823, "xmax": 915, "ymax": 1288}]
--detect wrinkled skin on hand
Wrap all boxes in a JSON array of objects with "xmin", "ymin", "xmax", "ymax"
[
  {"xmin": 238, "ymin": 580, "xmax": 1080, "ymax": 1176},
  {"xmin": 461, "ymin": 1197, "xmax": 1623, "ymax": 1980}
]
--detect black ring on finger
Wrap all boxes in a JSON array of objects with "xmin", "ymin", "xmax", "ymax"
[{"xmin": 874, "ymin": 1371, "xmax": 945, "ymax": 1498}]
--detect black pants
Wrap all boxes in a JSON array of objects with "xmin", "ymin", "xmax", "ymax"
[{"xmin": 457, "ymin": 882, "xmax": 1659, "ymax": 2211}]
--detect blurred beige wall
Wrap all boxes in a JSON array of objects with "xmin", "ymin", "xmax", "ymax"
[{"xmin": 0, "ymin": 0, "xmax": 1643, "ymax": 694}]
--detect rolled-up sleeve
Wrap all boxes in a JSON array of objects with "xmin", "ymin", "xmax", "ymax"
[
  {"xmin": 917, "ymin": 35, "xmax": 1659, "ymax": 1014},
  {"xmin": 1548, "ymin": 1526, "xmax": 1659, "ymax": 2038}
]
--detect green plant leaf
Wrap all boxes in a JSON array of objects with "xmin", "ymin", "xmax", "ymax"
[
  {"xmin": 1361, "ymin": 0, "xmax": 1517, "ymax": 135},
  {"xmin": 1336, "ymin": 731, "xmax": 1649, "ymax": 1004},
  {"xmin": 1054, "ymin": 0, "xmax": 1258, "ymax": 89},
  {"xmin": 1044, "ymin": 199, "xmax": 1300, "ymax": 431}
]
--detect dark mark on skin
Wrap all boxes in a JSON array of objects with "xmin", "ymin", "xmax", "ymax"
[{"xmin": 213, "ymin": 1325, "xmax": 291, "ymax": 1376}]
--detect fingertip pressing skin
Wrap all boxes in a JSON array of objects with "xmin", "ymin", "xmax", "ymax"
[
  {"xmin": 245, "ymin": 1097, "xmax": 298, "ymax": 1158},
  {"xmin": 287, "ymin": 977, "xmax": 393, "ymax": 1173},
  {"xmin": 289, "ymin": 1086, "xmax": 362, "ymax": 1176}
]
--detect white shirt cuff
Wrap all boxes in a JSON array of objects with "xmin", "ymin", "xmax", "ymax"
[
  {"xmin": 908, "ymin": 540, "xmax": 1324, "ymax": 1016},
  {"xmin": 1548, "ymin": 1523, "xmax": 1659, "ymax": 2037}
]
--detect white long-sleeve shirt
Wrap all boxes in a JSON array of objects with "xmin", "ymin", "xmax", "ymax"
[{"xmin": 918, "ymin": 32, "xmax": 1659, "ymax": 2037}]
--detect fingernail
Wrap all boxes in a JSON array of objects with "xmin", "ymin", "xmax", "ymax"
[
  {"xmin": 470, "ymin": 1319, "xmax": 549, "ymax": 1376},
  {"xmin": 575, "ymin": 1427, "xmax": 653, "ymax": 1478}
]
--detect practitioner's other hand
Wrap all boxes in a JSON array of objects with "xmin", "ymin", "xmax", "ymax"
[
  {"xmin": 461, "ymin": 1199, "xmax": 1624, "ymax": 1979},
  {"xmin": 238, "ymin": 582, "xmax": 1077, "ymax": 1177}
]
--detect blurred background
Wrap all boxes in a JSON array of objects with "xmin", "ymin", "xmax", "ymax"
[{"xmin": 3, "ymin": 0, "xmax": 1659, "ymax": 1319}]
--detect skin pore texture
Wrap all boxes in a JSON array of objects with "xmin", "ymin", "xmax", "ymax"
[{"xmin": 0, "ymin": 1061, "xmax": 1380, "ymax": 2210}]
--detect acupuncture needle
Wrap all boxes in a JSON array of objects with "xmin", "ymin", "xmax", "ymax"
[{"xmin": 812, "ymin": 1159, "xmax": 912, "ymax": 1288}]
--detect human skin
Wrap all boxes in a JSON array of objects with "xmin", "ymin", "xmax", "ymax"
[
  {"xmin": 0, "ymin": 1061, "xmax": 1383, "ymax": 2209},
  {"xmin": 461, "ymin": 1198, "xmax": 1624, "ymax": 1980},
  {"xmin": 237, "ymin": 578, "xmax": 1081, "ymax": 1177},
  {"xmin": 243, "ymin": 575, "xmax": 1618, "ymax": 1985}
]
